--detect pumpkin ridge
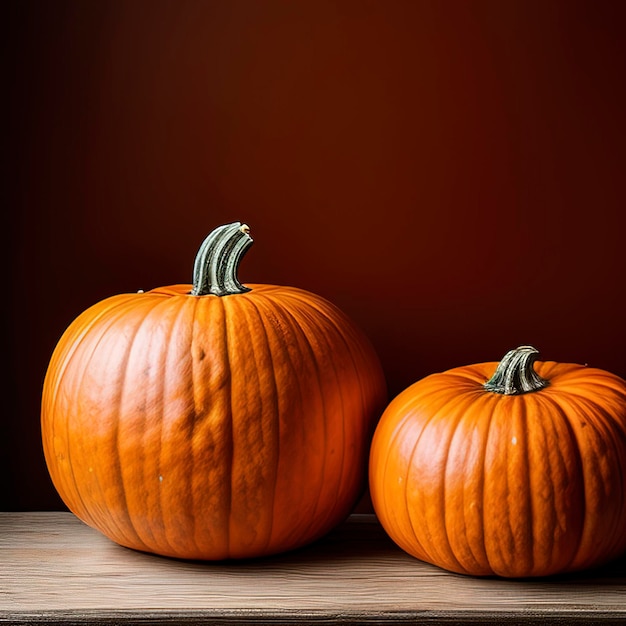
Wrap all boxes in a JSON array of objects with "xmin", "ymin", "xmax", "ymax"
[
  {"xmin": 124, "ymin": 295, "xmax": 187, "ymax": 555},
  {"xmin": 186, "ymin": 297, "xmax": 217, "ymax": 556},
  {"xmin": 468, "ymin": 391, "xmax": 502, "ymax": 574},
  {"xmin": 536, "ymin": 392, "xmax": 588, "ymax": 574},
  {"xmin": 65, "ymin": 296, "xmax": 154, "ymax": 548},
  {"xmin": 395, "ymin": 405, "xmax": 434, "ymax": 562},
  {"xmin": 185, "ymin": 295, "xmax": 204, "ymax": 555},
  {"xmin": 443, "ymin": 390, "xmax": 496, "ymax": 575},
  {"xmin": 481, "ymin": 394, "xmax": 501, "ymax": 576},
  {"xmin": 487, "ymin": 398, "xmax": 515, "ymax": 575},
  {"xmin": 226, "ymin": 293, "xmax": 285, "ymax": 557},
  {"xmin": 241, "ymin": 295, "xmax": 281, "ymax": 555},
  {"xmin": 292, "ymin": 290, "xmax": 385, "ymax": 530},
  {"xmin": 122, "ymin": 297, "xmax": 159, "ymax": 553},
  {"xmin": 241, "ymin": 294, "xmax": 287, "ymax": 550},
  {"xmin": 371, "ymin": 393, "xmax": 429, "ymax": 557},
  {"xmin": 43, "ymin": 296, "xmax": 132, "ymax": 532},
  {"xmin": 84, "ymin": 296, "xmax": 160, "ymax": 552},
  {"xmin": 519, "ymin": 398, "xmax": 536, "ymax": 575},
  {"xmin": 435, "ymin": 388, "xmax": 489, "ymax": 574},
  {"xmin": 337, "ymin": 335, "xmax": 387, "ymax": 521},
  {"xmin": 407, "ymin": 388, "xmax": 479, "ymax": 572},
  {"xmin": 255, "ymin": 291, "xmax": 330, "ymax": 547},
  {"xmin": 555, "ymin": 392, "xmax": 626, "ymax": 570},
  {"xmin": 263, "ymin": 287, "xmax": 381, "ymax": 547},
  {"xmin": 276, "ymin": 295, "xmax": 353, "ymax": 527},
  {"xmin": 498, "ymin": 396, "xmax": 534, "ymax": 576},
  {"xmin": 303, "ymin": 309, "xmax": 347, "ymax": 536},
  {"xmin": 296, "ymin": 301, "xmax": 352, "ymax": 534},
  {"xmin": 189, "ymin": 295, "xmax": 232, "ymax": 559},
  {"xmin": 280, "ymin": 294, "xmax": 337, "ymax": 546},
  {"xmin": 146, "ymin": 296, "xmax": 195, "ymax": 556},
  {"xmin": 401, "ymin": 391, "xmax": 451, "ymax": 564},
  {"xmin": 372, "ymin": 379, "xmax": 481, "ymax": 565},
  {"xmin": 220, "ymin": 295, "xmax": 234, "ymax": 558},
  {"xmin": 112, "ymin": 296, "xmax": 163, "ymax": 553},
  {"xmin": 188, "ymin": 295, "xmax": 203, "ymax": 553}
]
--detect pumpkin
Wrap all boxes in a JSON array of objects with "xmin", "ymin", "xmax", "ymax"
[
  {"xmin": 42, "ymin": 222, "xmax": 387, "ymax": 560},
  {"xmin": 369, "ymin": 345, "xmax": 626, "ymax": 578}
]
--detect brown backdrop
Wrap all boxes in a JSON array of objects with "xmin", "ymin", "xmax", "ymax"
[{"xmin": 5, "ymin": 0, "xmax": 626, "ymax": 511}]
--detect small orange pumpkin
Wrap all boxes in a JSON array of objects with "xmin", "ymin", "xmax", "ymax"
[
  {"xmin": 42, "ymin": 222, "xmax": 387, "ymax": 560},
  {"xmin": 369, "ymin": 346, "xmax": 626, "ymax": 578}
]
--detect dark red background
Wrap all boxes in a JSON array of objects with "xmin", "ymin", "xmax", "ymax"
[{"xmin": 5, "ymin": 0, "xmax": 626, "ymax": 510}]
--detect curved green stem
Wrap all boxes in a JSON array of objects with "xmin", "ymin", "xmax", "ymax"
[
  {"xmin": 191, "ymin": 222, "xmax": 253, "ymax": 296},
  {"xmin": 484, "ymin": 345, "xmax": 549, "ymax": 395}
]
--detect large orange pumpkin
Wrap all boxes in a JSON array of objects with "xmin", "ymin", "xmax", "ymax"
[
  {"xmin": 42, "ymin": 222, "xmax": 387, "ymax": 560},
  {"xmin": 369, "ymin": 345, "xmax": 626, "ymax": 578}
]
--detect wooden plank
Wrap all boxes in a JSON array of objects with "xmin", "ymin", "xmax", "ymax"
[{"xmin": 1, "ymin": 512, "xmax": 625, "ymax": 624}]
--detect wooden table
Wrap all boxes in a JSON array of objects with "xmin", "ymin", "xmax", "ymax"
[{"xmin": 1, "ymin": 512, "xmax": 625, "ymax": 624}]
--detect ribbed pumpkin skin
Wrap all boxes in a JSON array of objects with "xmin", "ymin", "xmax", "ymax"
[
  {"xmin": 42, "ymin": 283, "xmax": 387, "ymax": 560},
  {"xmin": 369, "ymin": 360, "xmax": 626, "ymax": 578}
]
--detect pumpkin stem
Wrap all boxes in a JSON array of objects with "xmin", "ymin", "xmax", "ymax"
[
  {"xmin": 191, "ymin": 222, "xmax": 253, "ymax": 296},
  {"xmin": 484, "ymin": 345, "xmax": 549, "ymax": 395}
]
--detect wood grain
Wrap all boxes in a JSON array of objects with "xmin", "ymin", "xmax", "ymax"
[{"xmin": 1, "ymin": 512, "xmax": 625, "ymax": 624}]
